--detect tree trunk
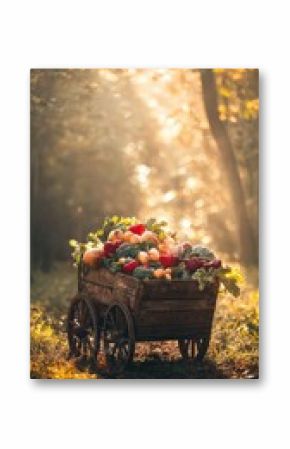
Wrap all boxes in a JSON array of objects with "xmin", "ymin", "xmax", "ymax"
[{"xmin": 200, "ymin": 69, "xmax": 257, "ymax": 265}]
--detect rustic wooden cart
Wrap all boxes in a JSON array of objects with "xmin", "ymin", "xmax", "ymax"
[{"xmin": 67, "ymin": 261, "xmax": 219, "ymax": 374}]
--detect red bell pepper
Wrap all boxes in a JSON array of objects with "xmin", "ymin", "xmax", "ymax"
[
  {"xmin": 159, "ymin": 254, "xmax": 179, "ymax": 268},
  {"xmin": 128, "ymin": 223, "xmax": 146, "ymax": 235},
  {"xmin": 122, "ymin": 260, "xmax": 139, "ymax": 273}
]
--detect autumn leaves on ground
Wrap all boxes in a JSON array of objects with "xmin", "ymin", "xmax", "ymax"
[{"xmin": 30, "ymin": 263, "xmax": 259, "ymax": 379}]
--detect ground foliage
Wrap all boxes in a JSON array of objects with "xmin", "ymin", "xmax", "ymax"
[{"xmin": 31, "ymin": 263, "xmax": 258, "ymax": 379}]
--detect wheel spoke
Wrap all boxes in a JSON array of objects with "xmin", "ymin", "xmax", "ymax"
[
  {"xmin": 116, "ymin": 346, "xmax": 122, "ymax": 362},
  {"xmin": 180, "ymin": 337, "xmax": 208, "ymax": 362},
  {"xmin": 86, "ymin": 335, "xmax": 94, "ymax": 356},
  {"xmin": 67, "ymin": 297, "xmax": 99, "ymax": 364},
  {"xmin": 121, "ymin": 345, "xmax": 128, "ymax": 358},
  {"xmin": 198, "ymin": 338, "xmax": 203, "ymax": 352},
  {"xmin": 104, "ymin": 303, "xmax": 135, "ymax": 374},
  {"xmin": 82, "ymin": 305, "xmax": 90, "ymax": 325},
  {"xmin": 110, "ymin": 310, "xmax": 117, "ymax": 329},
  {"xmin": 122, "ymin": 344, "xmax": 129, "ymax": 356},
  {"xmin": 77, "ymin": 301, "xmax": 83, "ymax": 321},
  {"xmin": 109, "ymin": 342, "xmax": 117, "ymax": 357}
]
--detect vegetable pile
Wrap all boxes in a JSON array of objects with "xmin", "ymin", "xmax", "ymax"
[{"xmin": 69, "ymin": 216, "xmax": 241, "ymax": 296}]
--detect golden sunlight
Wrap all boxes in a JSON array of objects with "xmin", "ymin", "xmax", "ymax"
[
  {"xmin": 180, "ymin": 218, "xmax": 192, "ymax": 230},
  {"xmin": 186, "ymin": 176, "xmax": 198, "ymax": 190},
  {"xmin": 162, "ymin": 190, "xmax": 177, "ymax": 203},
  {"xmin": 135, "ymin": 164, "xmax": 151, "ymax": 187}
]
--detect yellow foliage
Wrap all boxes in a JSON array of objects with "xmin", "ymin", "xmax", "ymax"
[
  {"xmin": 225, "ymin": 265, "xmax": 244, "ymax": 285},
  {"xmin": 30, "ymin": 307, "xmax": 97, "ymax": 379},
  {"xmin": 214, "ymin": 69, "xmax": 258, "ymax": 123},
  {"xmin": 243, "ymin": 99, "xmax": 259, "ymax": 119},
  {"xmin": 210, "ymin": 286, "xmax": 259, "ymax": 376},
  {"xmin": 219, "ymin": 86, "xmax": 231, "ymax": 98},
  {"xmin": 218, "ymin": 104, "xmax": 228, "ymax": 121}
]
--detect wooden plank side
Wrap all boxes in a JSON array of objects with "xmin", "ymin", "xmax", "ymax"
[
  {"xmin": 82, "ymin": 283, "xmax": 114, "ymax": 306},
  {"xmin": 82, "ymin": 269, "xmax": 218, "ymax": 322},
  {"xmin": 136, "ymin": 309, "xmax": 215, "ymax": 328},
  {"xmin": 134, "ymin": 302, "xmax": 216, "ymax": 340},
  {"xmin": 140, "ymin": 298, "xmax": 216, "ymax": 311},
  {"xmin": 112, "ymin": 273, "xmax": 142, "ymax": 311},
  {"xmin": 83, "ymin": 267, "xmax": 116, "ymax": 287},
  {"xmin": 115, "ymin": 272, "xmax": 141, "ymax": 290},
  {"xmin": 142, "ymin": 280, "xmax": 218, "ymax": 300},
  {"xmin": 83, "ymin": 269, "xmax": 142, "ymax": 311}
]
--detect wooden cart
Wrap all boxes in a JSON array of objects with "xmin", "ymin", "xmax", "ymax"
[{"xmin": 67, "ymin": 262, "xmax": 219, "ymax": 374}]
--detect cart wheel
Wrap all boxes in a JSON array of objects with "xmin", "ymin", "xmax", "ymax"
[
  {"xmin": 103, "ymin": 302, "xmax": 135, "ymax": 374},
  {"xmin": 178, "ymin": 337, "xmax": 209, "ymax": 362},
  {"xmin": 67, "ymin": 294, "xmax": 100, "ymax": 367}
]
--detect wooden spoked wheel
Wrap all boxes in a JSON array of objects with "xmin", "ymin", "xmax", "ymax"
[
  {"xmin": 103, "ymin": 302, "xmax": 135, "ymax": 374},
  {"xmin": 178, "ymin": 337, "xmax": 209, "ymax": 362},
  {"xmin": 67, "ymin": 295, "xmax": 100, "ymax": 367}
]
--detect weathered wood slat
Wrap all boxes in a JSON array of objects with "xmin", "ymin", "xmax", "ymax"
[
  {"xmin": 136, "ymin": 310, "xmax": 214, "ymax": 326},
  {"xmin": 83, "ymin": 283, "xmax": 114, "ymax": 306},
  {"xmin": 84, "ymin": 267, "xmax": 116, "ymax": 287},
  {"xmin": 114, "ymin": 273, "xmax": 141, "ymax": 290},
  {"xmin": 112, "ymin": 273, "xmax": 143, "ymax": 311},
  {"xmin": 142, "ymin": 280, "xmax": 218, "ymax": 300},
  {"xmin": 83, "ymin": 269, "xmax": 144, "ymax": 311},
  {"xmin": 140, "ymin": 298, "xmax": 216, "ymax": 311}
]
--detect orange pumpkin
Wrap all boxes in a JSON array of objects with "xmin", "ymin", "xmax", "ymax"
[
  {"xmin": 83, "ymin": 249, "xmax": 104, "ymax": 267},
  {"xmin": 123, "ymin": 230, "xmax": 133, "ymax": 242}
]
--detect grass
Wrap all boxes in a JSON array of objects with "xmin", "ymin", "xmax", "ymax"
[{"xmin": 30, "ymin": 262, "xmax": 259, "ymax": 379}]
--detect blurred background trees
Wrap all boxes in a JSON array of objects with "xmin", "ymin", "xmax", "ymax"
[{"xmin": 31, "ymin": 68, "xmax": 258, "ymax": 272}]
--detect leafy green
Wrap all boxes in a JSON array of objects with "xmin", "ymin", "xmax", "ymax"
[
  {"xmin": 188, "ymin": 245, "xmax": 215, "ymax": 260},
  {"xmin": 192, "ymin": 268, "xmax": 216, "ymax": 290},
  {"xmin": 99, "ymin": 216, "xmax": 137, "ymax": 241},
  {"xmin": 132, "ymin": 266, "xmax": 154, "ymax": 280},
  {"xmin": 108, "ymin": 261, "xmax": 122, "ymax": 273},
  {"xmin": 217, "ymin": 266, "xmax": 242, "ymax": 297},
  {"xmin": 115, "ymin": 243, "xmax": 140, "ymax": 259},
  {"xmin": 146, "ymin": 217, "xmax": 168, "ymax": 241},
  {"xmin": 190, "ymin": 265, "xmax": 242, "ymax": 296}
]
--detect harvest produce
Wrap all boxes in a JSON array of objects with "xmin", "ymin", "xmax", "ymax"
[
  {"xmin": 82, "ymin": 248, "xmax": 103, "ymax": 267},
  {"xmin": 69, "ymin": 216, "xmax": 241, "ymax": 296}
]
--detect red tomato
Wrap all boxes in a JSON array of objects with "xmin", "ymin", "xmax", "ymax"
[
  {"xmin": 128, "ymin": 223, "xmax": 146, "ymax": 235},
  {"xmin": 159, "ymin": 254, "xmax": 179, "ymax": 268},
  {"xmin": 122, "ymin": 260, "xmax": 139, "ymax": 273}
]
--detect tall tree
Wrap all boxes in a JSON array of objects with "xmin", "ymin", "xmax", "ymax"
[{"xmin": 200, "ymin": 69, "xmax": 257, "ymax": 265}]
